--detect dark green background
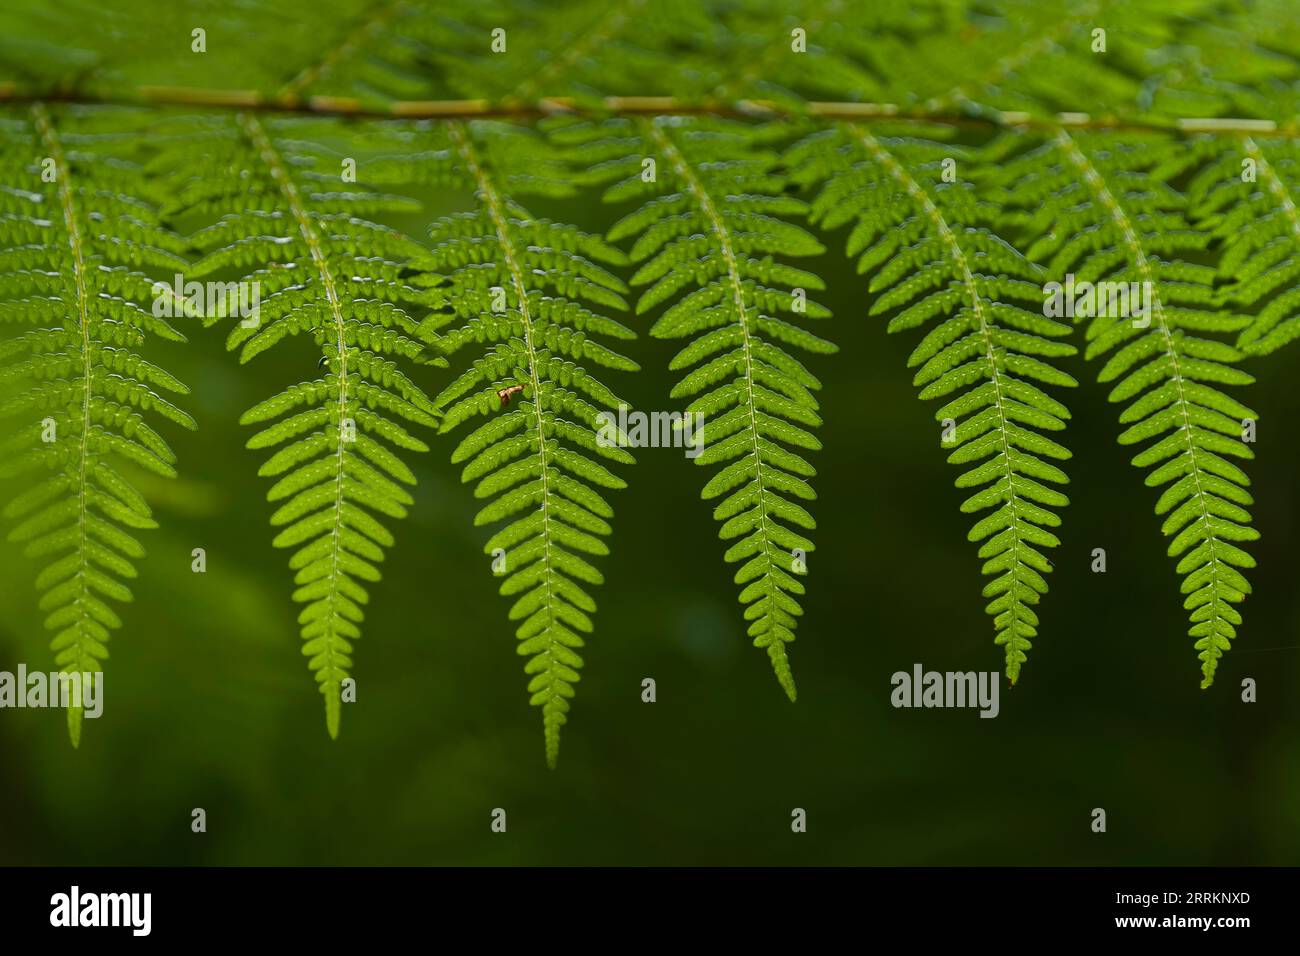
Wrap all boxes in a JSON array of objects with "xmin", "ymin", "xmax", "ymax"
[{"xmin": 1, "ymin": 174, "xmax": 1297, "ymax": 866}]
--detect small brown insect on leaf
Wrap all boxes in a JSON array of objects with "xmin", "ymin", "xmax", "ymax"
[{"xmin": 497, "ymin": 384, "xmax": 525, "ymax": 407}]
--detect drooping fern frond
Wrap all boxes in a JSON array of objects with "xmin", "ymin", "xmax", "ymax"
[
  {"xmin": 0, "ymin": 104, "xmax": 195, "ymax": 744},
  {"xmin": 1182, "ymin": 134, "xmax": 1300, "ymax": 355},
  {"xmin": 560, "ymin": 114, "xmax": 834, "ymax": 701},
  {"xmin": 152, "ymin": 113, "xmax": 446, "ymax": 737},
  {"xmin": 788, "ymin": 122, "xmax": 1076, "ymax": 683},
  {"xmin": 994, "ymin": 128, "xmax": 1258, "ymax": 688},
  {"xmin": 386, "ymin": 119, "xmax": 637, "ymax": 767}
]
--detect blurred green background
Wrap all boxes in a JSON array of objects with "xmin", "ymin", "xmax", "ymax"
[{"xmin": 1, "ymin": 176, "xmax": 1298, "ymax": 866}]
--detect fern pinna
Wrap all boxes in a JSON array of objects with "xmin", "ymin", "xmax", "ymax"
[
  {"xmin": 0, "ymin": 105, "xmax": 195, "ymax": 744},
  {"xmin": 401, "ymin": 119, "xmax": 637, "ymax": 768},
  {"xmin": 787, "ymin": 122, "xmax": 1077, "ymax": 684},
  {"xmin": 155, "ymin": 113, "xmax": 445, "ymax": 736},
  {"xmin": 560, "ymin": 115, "xmax": 834, "ymax": 701},
  {"xmin": 996, "ymin": 129, "xmax": 1258, "ymax": 688}
]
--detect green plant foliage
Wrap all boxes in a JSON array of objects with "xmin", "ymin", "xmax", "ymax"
[
  {"xmin": 789, "ymin": 121, "xmax": 1076, "ymax": 682},
  {"xmin": 401, "ymin": 0, "xmax": 718, "ymax": 107},
  {"xmin": 0, "ymin": 0, "xmax": 721, "ymax": 110},
  {"xmin": 10, "ymin": 0, "xmax": 1300, "ymax": 756},
  {"xmin": 696, "ymin": 0, "xmax": 1231, "ymax": 121},
  {"xmin": 703, "ymin": 0, "xmax": 968, "ymax": 111},
  {"xmin": 993, "ymin": 128, "xmax": 1258, "ymax": 688},
  {"xmin": 1183, "ymin": 134, "xmax": 1300, "ymax": 355},
  {"xmin": 387, "ymin": 119, "xmax": 637, "ymax": 767},
  {"xmin": 561, "ymin": 114, "xmax": 834, "ymax": 701},
  {"xmin": 6, "ymin": 0, "xmax": 1300, "ymax": 124},
  {"xmin": 1163, "ymin": 0, "xmax": 1300, "ymax": 121},
  {"xmin": 0, "ymin": 104, "xmax": 194, "ymax": 745},
  {"xmin": 152, "ymin": 113, "xmax": 446, "ymax": 737}
]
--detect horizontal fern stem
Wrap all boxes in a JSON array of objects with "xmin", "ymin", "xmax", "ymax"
[{"xmin": 2, "ymin": 85, "xmax": 1297, "ymax": 135}]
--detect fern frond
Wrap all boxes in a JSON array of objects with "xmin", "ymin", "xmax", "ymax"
[
  {"xmin": 0, "ymin": 104, "xmax": 194, "ymax": 745},
  {"xmin": 407, "ymin": 119, "xmax": 636, "ymax": 767},
  {"xmin": 154, "ymin": 113, "xmax": 445, "ymax": 737},
  {"xmin": 1155, "ymin": 0, "xmax": 1300, "ymax": 121},
  {"xmin": 561, "ymin": 114, "xmax": 833, "ymax": 701},
  {"xmin": 457, "ymin": 0, "xmax": 718, "ymax": 108},
  {"xmin": 995, "ymin": 128, "xmax": 1258, "ymax": 688},
  {"xmin": 1183, "ymin": 134, "xmax": 1300, "ymax": 355},
  {"xmin": 788, "ymin": 121, "xmax": 1076, "ymax": 683}
]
